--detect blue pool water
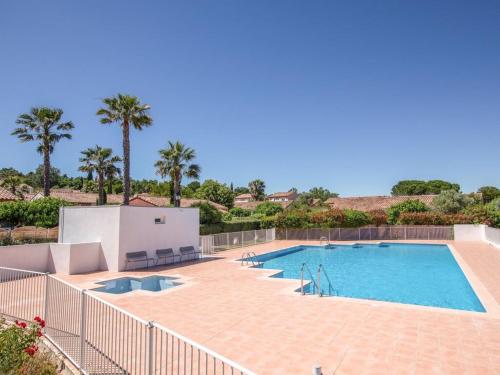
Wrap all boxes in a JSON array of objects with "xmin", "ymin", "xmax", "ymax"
[
  {"xmin": 250, "ymin": 244, "xmax": 485, "ymax": 312},
  {"xmin": 93, "ymin": 276, "xmax": 182, "ymax": 294}
]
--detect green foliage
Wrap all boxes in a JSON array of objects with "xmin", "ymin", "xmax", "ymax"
[
  {"xmin": 367, "ymin": 210, "xmax": 388, "ymax": 226},
  {"xmin": 260, "ymin": 216, "xmax": 276, "ymax": 229},
  {"xmin": 309, "ymin": 209, "xmax": 344, "ymax": 228},
  {"xmin": 307, "ymin": 187, "xmax": 338, "ymax": 201},
  {"xmin": 0, "ymin": 198, "xmax": 67, "ymax": 228},
  {"xmin": 190, "ymin": 202, "xmax": 222, "ymax": 225},
  {"xmin": 195, "ymin": 180, "xmax": 235, "ymax": 208},
  {"xmin": 222, "ymin": 212, "xmax": 233, "ymax": 221},
  {"xmin": 486, "ymin": 198, "xmax": 500, "ymax": 227},
  {"xmin": 478, "ymin": 186, "xmax": 500, "ymax": 203},
  {"xmin": 275, "ymin": 210, "xmax": 310, "ymax": 228},
  {"xmin": 248, "ymin": 179, "xmax": 266, "ymax": 201},
  {"xmin": 391, "ymin": 180, "xmax": 460, "ymax": 196},
  {"xmin": 254, "ymin": 202, "xmax": 283, "ymax": 216},
  {"xmin": 387, "ymin": 199, "xmax": 429, "ymax": 224},
  {"xmin": 343, "ymin": 209, "xmax": 372, "ymax": 227},
  {"xmin": 398, "ymin": 212, "xmax": 472, "ymax": 225},
  {"xmin": 229, "ymin": 207, "xmax": 252, "ymax": 217},
  {"xmin": 200, "ymin": 220, "xmax": 261, "ymax": 235},
  {"xmin": 233, "ymin": 186, "xmax": 250, "ymax": 195},
  {"xmin": 462, "ymin": 205, "xmax": 492, "ymax": 225},
  {"xmin": 0, "ymin": 168, "xmax": 21, "ymax": 179},
  {"xmin": 432, "ymin": 190, "xmax": 474, "ymax": 214}
]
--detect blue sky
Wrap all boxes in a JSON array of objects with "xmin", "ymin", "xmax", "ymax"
[{"xmin": 1, "ymin": 0, "xmax": 499, "ymax": 196}]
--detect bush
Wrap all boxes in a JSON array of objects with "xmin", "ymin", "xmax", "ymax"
[
  {"xmin": 309, "ymin": 209, "xmax": 344, "ymax": 228},
  {"xmin": 462, "ymin": 205, "xmax": 493, "ymax": 226},
  {"xmin": 190, "ymin": 202, "xmax": 222, "ymax": 225},
  {"xmin": 200, "ymin": 220, "xmax": 261, "ymax": 235},
  {"xmin": 432, "ymin": 190, "xmax": 474, "ymax": 214},
  {"xmin": 229, "ymin": 207, "xmax": 252, "ymax": 217},
  {"xmin": 398, "ymin": 212, "xmax": 473, "ymax": 225},
  {"xmin": 0, "ymin": 316, "xmax": 56, "ymax": 375},
  {"xmin": 343, "ymin": 209, "xmax": 372, "ymax": 227},
  {"xmin": 222, "ymin": 212, "xmax": 233, "ymax": 221},
  {"xmin": 254, "ymin": 202, "xmax": 283, "ymax": 217},
  {"xmin": 387, "ymin": 200, "xmax": 429, "ymax": 224},
  {"xmin": 260, "ymin": 216, "xmax": 276, "ymax": 229},
  {"xmin": 275, "ymin": 210, "xmax": 310, "ymax": 228},
  {"xmin": 0, "ymin": 198, "xmax": 67, "ymax": 228},
  {"xmin": 367, "ymin": 210, "xmax": 388, "ymax": 226},
  {"xmin": 487, "ymin": 198, "xmax": 500, "ymax": 227}
]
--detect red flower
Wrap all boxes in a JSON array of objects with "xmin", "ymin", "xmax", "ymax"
[
  {"xmin": 16, "ymin": 320, "xmax": 27, "ymax": 329},
  {"xmin": 37, "ymin": 330, "xmax": 43, "ymax": 337},
  {"xmin": 24, "ymin": 345, "xmax": 38, "ymax": 356},
  {"xmin": 38, "ymin": 319, "xmax": 46, "ymax": 328},
  {"xmin": 34, "ymin": 316, "xmax": 42, "ymax": 323}
]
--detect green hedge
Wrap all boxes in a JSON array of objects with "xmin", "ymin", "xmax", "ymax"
[
  {"xmin": 200, "ymin": 220, "xmax": 261, "ymax": 235},
  {"xmin": 0, "ymin": 198, "xmax": 68, "ymax": 228}
]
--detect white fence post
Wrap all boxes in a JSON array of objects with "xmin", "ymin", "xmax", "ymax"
[
  {"xmin": 79, "ymin": 290, "xmax": 87, "ymax": 371},
  {"xmin": 148, "ymin": 321, "xmax": 154, "ymax": 375}
]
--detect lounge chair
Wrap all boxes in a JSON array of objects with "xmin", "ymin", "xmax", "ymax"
[
  {"xmin": 155, "ymin": 248, "xmax": 180, "ymax": 266},
  {"xmin": 125, "ymin": 251, "xmax": 155, "ymax": 270},
  {"xmin": 179, "ymin": 246, "xmax": 201, "ymax": 262}
]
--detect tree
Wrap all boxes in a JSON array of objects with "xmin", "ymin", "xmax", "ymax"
[
  {"xmin": 308, "ymin": 187, "xmax": 338, "ymax": 201},
  {"xmin": 190, "ymin": 202, "xmax": 222, "ymax": 225},
  {"xmin": 478, "ymin": 186, "xmax": 500, "ymax": 204},
  {"xmin": 432, "ymin": 190, "xmax": 474, "ymax": 214},
  {"xmin": 0, "ymin": 175, "xmax": 22, "ymax": 196},
  {"xmin": 12, "ymin": 107, "xmax": 74, "ymax": 197},
  {"xmin": 97, "ymin": 94, "xmax": 152, "ymax": 205},
  {"xmin": 254, "ymin": 202, "xmax": 284, "ymax": 216},
  {"xmin": 248, "ymin": 179, "xmax": 266, "ymax": 201},
  {"xmin": 387, "ymin": 199, "xmax": 429, "ymax": 224},
  {"xmin": 105, "ymin": 160, "xmax": 122, "ymax": 194},
  {"xmin": 195, "ymin": 180, "xmax": 235, "ymax": 208},
  {"xmin": 24, "ymin": 165, "xmax": 61, "ymax": 190},
  {"xmin": 78, "ymin": 146, "xmax": 122, "ymax": 205},
  {"xmin": 154, "ymin": 141, "xmax": 200, "ymax": 208},
  {"xmin": 391, "ymin": 180, "xmax": 460, "ymax": 195},
  {"xmin": 234, "ymin": 186, "xmax": 250, "ymax": 195},
  {"xmin": 0, "ymin": 168, "xmax": 21, "ymax": 180}
]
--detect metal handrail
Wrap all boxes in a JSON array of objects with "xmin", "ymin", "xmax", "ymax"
[
  {"xmin": 241, "ymin": 252, "xmax": 261, "ymax": 266},
  {"xmin": 300, "ymin": 263, "xmax": 319, "ymax": 295},
  {"xmin": 317, "ymin": 264, "xmax": 335, "ymax": 297},
  {"xmin": 319, "ymin": 236, "xmax": 328, "ymax": 246}
]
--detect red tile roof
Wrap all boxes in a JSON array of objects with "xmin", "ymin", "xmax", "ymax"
[
  {"xmin": 30, "ymin": 189, "xmax": 123, "ymax": 205},
  {"xmin": 233, "ymin": 200, "xmax": 293, "ymax": 210},
  {"xmin": 267, "ymin": 191, "xmax": 297, "ymax": 199},
  {"xmin": 129, "ymin": 194, "xmax": 228, "ymax": 212},
  {"xmin": 235, "ymin": 193, "xmax": 253, "ymax": 199},
  {"xmin": 0, "ymin": 187, "xmax": 19, "ymax": 201},
  {"xmin": 324, "ymin": 195, "xmax": 437, "ymax": 211}
]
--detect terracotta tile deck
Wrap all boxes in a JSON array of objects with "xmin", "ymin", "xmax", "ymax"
[{"xmin": 58, "ymin": 240, "xmax": 500, "ymax": 375}]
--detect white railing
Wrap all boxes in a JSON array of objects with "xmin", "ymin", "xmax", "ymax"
[
  {"xmin": 276, "ymin": 226, "xmax": 454, "ymax": 241},
  {"xmin": 0, "ymin": 267, "xmax": 256, "ymax": 375},
  {"xmin": 200, "ymin": 229, "xmax": 275, "ymax": 255}
]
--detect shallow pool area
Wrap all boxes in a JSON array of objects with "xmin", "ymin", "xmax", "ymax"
[
  {"xmin": 92, "ymin": 275, "xmax": 182, "ymax": 294},
  {"xmin": 247, "ymin": 243, "xmax": 485, "ymax": 312}
]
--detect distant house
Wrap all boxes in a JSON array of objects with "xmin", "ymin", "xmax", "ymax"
[
  {"xmin": 324, "ymin": 195, "xmax": 437, "ymax": 211},
  {"xmin": 0, "ymin": 187, "xmax": 19, "ymax": 202},
  {"xmin": 266, "ymin": 191, "xmax": 298, "ymax": 202},
  {"xmin": 234, "ymin": 193, "xmax": 254, "ymax": 203},
  {"xmin": 129, "ymin": 194, "xmax": 228, "ymax": 212},
  {"xmin": 30, "ymin": 189, "xmax": 123, "ymax": 205}
]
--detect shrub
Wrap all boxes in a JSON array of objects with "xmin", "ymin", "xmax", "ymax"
[
  {"xmin": 0, "ymin": 316, "xmax": 56, "ymax": 375},
  {"xmin": 190, "ymin": 202, "xmax": 222, "ymax": 225},
  {"xmin": 229, "ymin": 207, "xmax": 252, "ymax": 217},
  {"xmin": 432, "ymin": 190, "xmax": 474, "ymax": 214},
  {"xmin": 487, "ymin": 198, "xmax": 500, "ymax": 227},
  {"xmin": 275, "ymin": 210, "xmax": 310, "ymax": 228},
  {"xmin": 222, "ymin": 212, "xmax": 233, "ymax": 221},
  {"xmin": 194, "ymin": 180, "xmax": 235, "ymax": 208},
  {"xmin": 254, "ymin": 202, "xmax": 283, "ymax": 217},
  {"xmin": 398, "ymin": 212, "xmax": 474, "ymax": 225},
  {"xmin": 367, "ymin": 210, "xmax": 388, "ymax": 226},
  {"xmin": 478, "ymin": 186, "xmax": 500, "ymax": 204},
  {"xmin": 309, "ymin": 209, "xmax": 344, "ymax": 228},
  {"xmin": 462, "ymin": 205, "xmax": 493, "ymax": 226},
  {"xmin": 260, "ymin": 216, "xmax": 276, "ymax": 229},
  {"xmin": 0, "ymin": 198, "xmax": 67, "ymax": 228},
  {"xmin": 343, "ymin": 209, "xmax": 372, "ymax": 227},
  {"xmin": 387, "ymin": 200, "xmax": 429, "ymax": 224},
  {"xmin": 200, "ymin": 220, "xmax": 261, "ymax": 235}
]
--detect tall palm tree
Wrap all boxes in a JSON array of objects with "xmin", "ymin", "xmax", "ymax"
[
  {"xmin": 105, "ymin": 162, "xmax": 121, "ymax": 194},
  {"xmin": 79, "ymin": 146, "xmax": 122, "ymax": 205},
  {"xmin": 12, "ymin": 107, "xmax": 74, "ymax": 197},
  {"xmin": 154, "ymin": 141, "xmax": 200, "ymax": 208},
  {"xmin": 96, "ymin": 94, "xmax": 152, "ymax": 205},
  {"xmin": 249, "ymin": 179, "xmax": 266, "ymax": 201}
]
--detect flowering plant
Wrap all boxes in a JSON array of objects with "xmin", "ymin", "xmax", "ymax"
[{"xmin": 0, "ymin": 316, "xmax": 54, "ymax": 374}]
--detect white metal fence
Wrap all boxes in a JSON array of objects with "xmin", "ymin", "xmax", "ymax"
[
  {"xmin": 276, "ymin": 226, "xmax": 454, "ymax": 241},
  {"xmin": 0, "ymin": 267, "xmax": 256, "ymax": 375},
  {"xmin": 200, "ymin": 229, "xmax": 275, "ymax": 255}
]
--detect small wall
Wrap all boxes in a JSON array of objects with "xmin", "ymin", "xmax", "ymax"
[
  {"xmin": 484, "ymin": 226, "xmax": 500, "ymax": 248},
  {"xmin": 0, "ymin": 243, "xmax": 52, "ymax": 272},
  {"xmin": 50, "ymin": 242, "xmax": 102, "ymax": 275},
  {"xmin": 453, "ymin": 224, "xmax": 486, "ymax": 242}
]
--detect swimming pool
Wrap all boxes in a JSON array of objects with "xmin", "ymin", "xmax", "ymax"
[
  {"xmin": 248, "ymin": 244, "xmax": 485, "ymax": 312},
  {"xmin": 92, "ymin": 275, "xmax": 182, "ymax": 294}
]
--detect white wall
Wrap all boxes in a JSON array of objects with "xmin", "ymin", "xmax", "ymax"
[
  {"xmin": 484, "ymin": 226, "xmax": 500, "ymax": 248},
  {"xmin": 0, "ymin": 243, "xmax": 51, "ymax": 272},
  {"xmin": 59, "ymin": 206, "xmax": 200, "ymax": 272},
  {"xmin": 453, "ymin": 224, "xmax": 486, "ymax": 242},
  {"xmin": 118, "ymin": 206, "xmax": 199, "ymax": 271},
  {"xmin": 49, "ymin": 242, "xmax": 102, "ymax": 274}
]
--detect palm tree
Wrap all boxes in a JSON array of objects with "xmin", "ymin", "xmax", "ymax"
[
  {"xmin": 105, "ymin": 162, "xmax": 121, "ymax": 194},
  {"xmin": 155, "ymin": 141, "xmax": 200, "ymax": 208},
  {"xmin": 12, "ymin": 107, "xmax": 74, "ymax": 197},
  {"xmin": 249, "ymin": 179, "xmax": 266, "ymax": 201},
  {"xmin": 96, "ymin": 94, "xmax": 152, "ymax": 205},
  {"xmin": 0, "ymin": 175, "xmax": 22, "ymax": 196},
  {"xmin": 79, "ymin": 146, "xmax": 122, "ymax": 205}
]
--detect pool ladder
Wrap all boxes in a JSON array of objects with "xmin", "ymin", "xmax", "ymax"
[
  {"xmin": 300, "ymin": 263, "xmax": 335, "ymax": 297},
  {"xmin": 241, "ymin": 252, "xmax": 261, "ymax": 267}
]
